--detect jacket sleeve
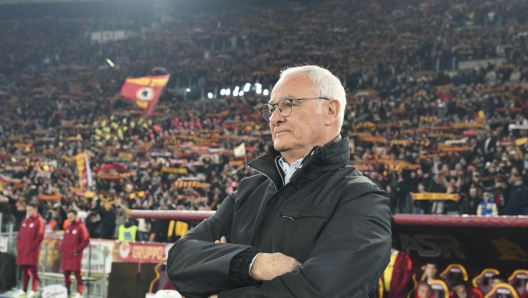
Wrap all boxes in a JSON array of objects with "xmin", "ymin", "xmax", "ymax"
[
  {"xmin": 76, "ymin": 223, "xmax": 90, "ymax": 252},
  {"xmin": 218, "ymin": 182, "xmax": 392, "ymax": 298},
  {"xmin": 167, "ymin": 192, "xmax": 256, "ymax": 298},
  {"xmin": 32, "ymin": 217, "xmax": 46, "ymax": 251}
]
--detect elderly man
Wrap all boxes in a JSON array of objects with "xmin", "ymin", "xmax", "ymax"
[{"xmin": 167, "ymin": 65, "xmax": 391, "ymax": 297}]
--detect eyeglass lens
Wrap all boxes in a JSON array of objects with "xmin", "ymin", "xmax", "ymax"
[{"xmin": 262, "ymin": 99, "xmax": 292, "ymax": 120}]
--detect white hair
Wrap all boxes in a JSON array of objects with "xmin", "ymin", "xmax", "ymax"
[{"xmin": 279, "ymin": 65, "xmax": 346, "ymax": 130}]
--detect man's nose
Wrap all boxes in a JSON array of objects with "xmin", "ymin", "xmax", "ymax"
[{"xmin": 269, "ymin": 107, "xmax": 284, "ymax": 125}]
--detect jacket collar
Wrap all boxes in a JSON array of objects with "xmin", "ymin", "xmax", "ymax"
[{"xmin": 248, "ymin": 135, "xmax": 350, "ymax": 188}]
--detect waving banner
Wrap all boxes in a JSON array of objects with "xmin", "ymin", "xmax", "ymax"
[{"xmin": 120, "ymin": 74, "xmax": 170, "ymax": 115}]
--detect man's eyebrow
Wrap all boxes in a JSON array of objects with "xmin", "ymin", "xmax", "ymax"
[{"xmin": 268, "ymin": 95, "xmax": 297, "ymax": 104}]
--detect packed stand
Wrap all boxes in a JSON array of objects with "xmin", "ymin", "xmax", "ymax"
[{"xmin": 1, "ymin": 0, "xmax": 528, "ymax": 243}]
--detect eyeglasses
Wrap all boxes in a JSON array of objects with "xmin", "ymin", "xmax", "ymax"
[{"xmin": 261, "ymin": 97, "xmax": 330, "ymax": 121}]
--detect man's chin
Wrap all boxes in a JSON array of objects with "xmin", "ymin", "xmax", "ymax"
[{"xmin": 273, "ymin": 142, "xmax": 290, "ymax": 153}]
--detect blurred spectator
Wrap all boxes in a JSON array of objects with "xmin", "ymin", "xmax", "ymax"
[
  {"xmin": 491, "ymin": 274, "xmax": 508, "ymax": 288},
  {"xmin": 421, "ymin": 263, "xmax": 440, "ymax": 285},
  {"xmin": 506, "ymin": 172, "xmax": 528, "ymax": 215},
  {"xmin": 416, "ymin": 282, "xmax": 433, "ymax": 298},
  {"xmin": 450, "ymin": 277, "xmax": 484, "ymax": 298},
  {"xmin": 476, "ymin": 192, "xmax": 499, "ymax": 216},
  {"xmin": 463, "ymin": 188, "xmax": 481, "ymax": 215}
]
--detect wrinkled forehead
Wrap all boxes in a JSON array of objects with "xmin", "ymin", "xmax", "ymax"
[{"xmin": 270, "ymin": 73, "xmax": 316, "ymax": 103}]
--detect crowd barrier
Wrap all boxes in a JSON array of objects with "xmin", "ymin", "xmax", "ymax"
[{"xmin": 128, "ymin": 211, "xmax": 528, "ymax": 275}]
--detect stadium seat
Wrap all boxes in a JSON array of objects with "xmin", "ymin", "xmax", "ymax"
[
  {"xmin": 508, "ymin": 270, "xmax": 528, "ymax": 296},
  {"xmin": 429, "ymin": 279, "xmax": 450, "ymax": 298},
  {"xmin": 484, "ymin": 283, "xmax": 520, "ymax": 298},
  {"xmin": 440, "ymin": 264, "xmax": 468, "ymax": 287},
  {"xmin": 473, "ymin": 268, "xmax": 501, "ymax": 294}
]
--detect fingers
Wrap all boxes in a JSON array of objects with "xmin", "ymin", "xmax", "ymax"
[
  {"xmin": 278, "ymin": 253, "xmax": 301, "ymax": 268},
  {"xmin": 293, "ymin": 259, "xmax": 302, "ymax": 267},
  {"xmin": 214, "ymin": 236, "xmax": 227, "ymax": 243}
]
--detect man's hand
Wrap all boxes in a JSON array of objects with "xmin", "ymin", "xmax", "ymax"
[
  {"xmin": 209, "ymin": 295, "xmax": 218, "ymax": 298},
  {"xmin": 251, "ymin": 252, "xmax": 302, "ymax": 281},
  {"xmin": 214, "ymin": 236, "xmax": 227, "ymax": 244},
  {"xmin": 213, "ymin": 237, "xmax": 301, "ymax": 281}
]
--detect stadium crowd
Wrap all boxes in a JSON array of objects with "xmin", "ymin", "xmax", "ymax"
[{"xmin": 1, "ymin": 0, "xmax": 528, "ymax": 247}]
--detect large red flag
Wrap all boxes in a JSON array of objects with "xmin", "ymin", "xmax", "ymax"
[{"xmin": 120, "ymin": 74, "xmax": 170, "ymax": 115}]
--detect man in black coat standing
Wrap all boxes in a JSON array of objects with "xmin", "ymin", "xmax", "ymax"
[
  {"xmin": 506, "ymin": 172, "xmax": 528, "ymax": 215},
  {"xmin": 167, "ymin": 65, "xmax": 392, "ymax": 298}
]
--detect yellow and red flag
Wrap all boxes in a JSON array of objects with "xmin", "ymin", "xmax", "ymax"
[
  {"xmin": 74, "ymin": 152, "xmax": 93, "ymax": 190},
  {"xmin": 120, "ymin": 74, "xmax": 170, "ymax": 115}
]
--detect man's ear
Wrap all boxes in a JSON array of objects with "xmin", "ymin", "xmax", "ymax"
[{"xmin": 325, "ymin": 99, "xmax": 340, "ymax": 126}]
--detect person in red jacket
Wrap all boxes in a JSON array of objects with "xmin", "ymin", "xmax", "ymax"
[
  {"xmin": 16, "ymin": 203, "xmax": 45, "ymax": 298},
  {"xmin": 60, "ymin": 210, "xmax": 90, "ymax": 298},
  {"xmin": 380, "ymin": 243, "xmax": 413, "ymax": 298},
  {"xmin": 522, "ymin": 283, "xmax": 528, "ymax": 298}
]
